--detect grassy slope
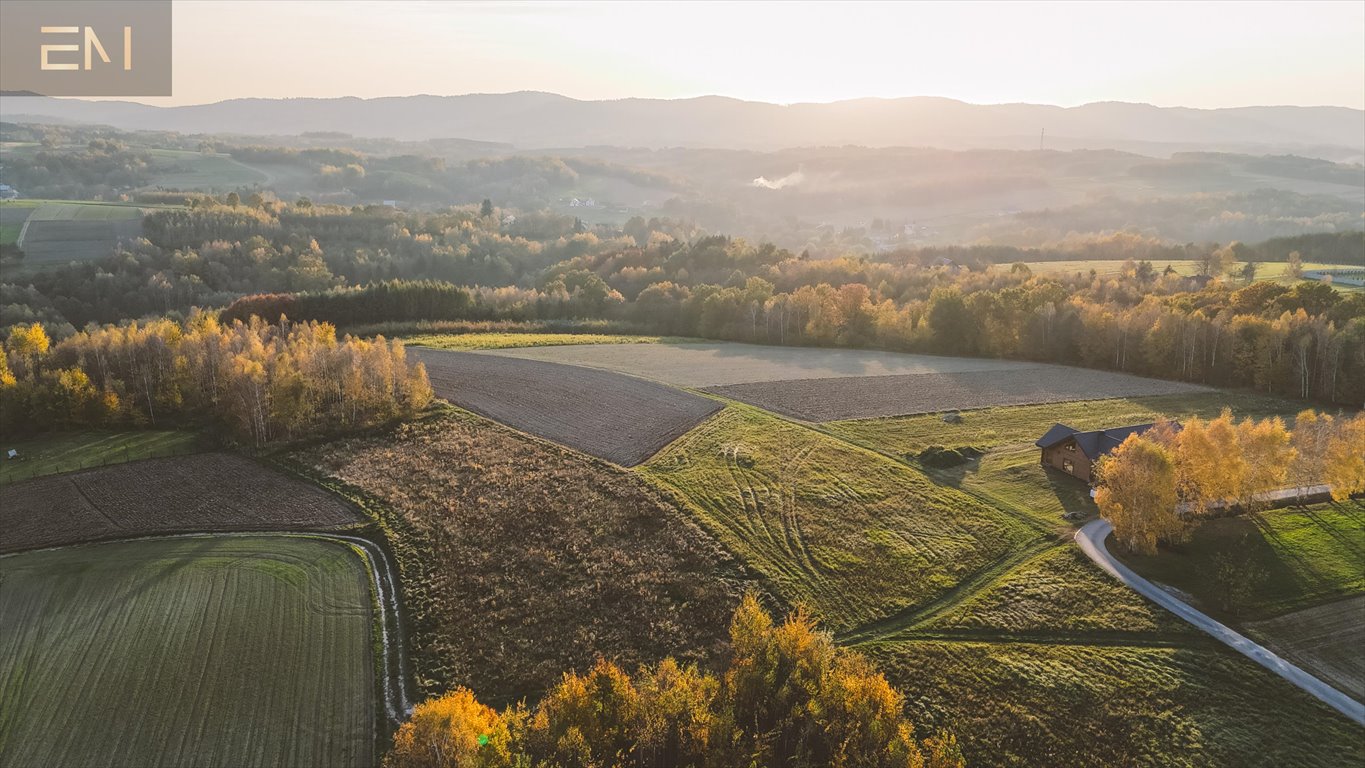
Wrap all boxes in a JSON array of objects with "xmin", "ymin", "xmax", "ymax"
[
  {"xmin": 1117, "ymin": 500, "xmax": 1365, "ymax": 621},
  {"xmin": 0, "ymin": 536, "xmax": 375, "ymax": 768},
  {"xmin": 825, "ymin": 391, "xmax": 1313, "ymax": 526},
  {"xmin": 639, "ymin": 404, "xmax": 1041, "ymax": 633},
  {"xmin": 145, "ymin": 149, "xmax": 268, "ymax": 189},
  {"xmin": 0, "ymin": 430, "xmax": 201, "ymax": 485},
  {"xmin": 757, "ymin": 386, "xmax": 1363, "ymax": 764},
  {"xmin": 406, "ymin": 332, "xmax": 689, "ymax": 350},
  {"xmin": 868, "ymin": 640, "xmax": 1363, "ymax": 768},
  {"xmin": 918, "ymin": 545, "xmax": 1196, "ymax": 637}
]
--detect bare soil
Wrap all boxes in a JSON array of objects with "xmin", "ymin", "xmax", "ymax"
[
  {"xmin": 0, "ymin": 452, "xmax": 361, "ymax": 553},
  {"xmin": 483, "ymin": 341, "xmax": 1030, "ymax": 387},
  {"xmin": 413, "ymin": 348, "xmax": 721, "ymax": 466},
  {"xmin": 705, "ymin": 365, "xmax": 1207, "ymax": 422}
]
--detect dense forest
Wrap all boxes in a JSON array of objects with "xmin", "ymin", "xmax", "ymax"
[{"xmin": 2, "ymin": 199, "xmax": 1363, "ymax": 406}]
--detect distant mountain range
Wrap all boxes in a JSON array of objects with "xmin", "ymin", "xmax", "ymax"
[{"xmin": 3, "ymin": 92, "xmax": 1363, "ymax": 160}]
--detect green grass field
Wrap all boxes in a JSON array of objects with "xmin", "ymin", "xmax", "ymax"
[
  {"xmin": 0, "ymin": 199, "xmax": 149, "ymax": 217},
  {"xmin": 0, "ymin": 536, "xmax": 376, "ymax": 768},
  {"xmin": 825, "ymin": 391, "xmax": 1310, "ymax": 458},
  {"xmin": 0, "ymin": 430, "xmax": 202, "ymax": 485},
  {"xmin": 867, "ymin": 639, "xmax": 1364, "ymax": 768},
  {"xmin": 406, "ymin": 332, "xmax": 691, "ymax": 350},
  {"xmin": 0, "ymin": 223, "xmax": 20, "ymax": 246},
  {"xmin": 917, "ymin": 545, "xmax": 1195, "ymax": 637},
  {"xmin": 1117, "ymin": 500, "xmax": 1365, "ymax": 621},
  {"xmin": 824, "ymin": 392, "xmax": 1312, "ymax": 527},
  {"xmin": 639, "ymin": 404, "xmax": 1042, "ymax": 633},
  {"xmin": 749, "ymin": 385, "xmax": 1365, "ymax": 763},
  {"xmin": 26, "ymin": 202, "xmax": 144, "ymax": 221},
  {"xmin": 145, "ymin": 149, "xmax": 269, "ymax": 189}
]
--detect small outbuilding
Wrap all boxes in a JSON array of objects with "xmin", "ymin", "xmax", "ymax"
[{"xmin": 1034, "ymin": 422, "xmax": 1167, "ymax": 484}]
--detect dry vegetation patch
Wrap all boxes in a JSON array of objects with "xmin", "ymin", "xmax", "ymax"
[
  {"xmin": 0, "ymin": 452, "xmax": 361, "ymax": 553},
  {"xmin": 294, "ymin": 409, "xmax": 747, "ymax": 705},
  {"xmin": 413, "ymin": 348, "xmax": 721, "ymax": 466}
]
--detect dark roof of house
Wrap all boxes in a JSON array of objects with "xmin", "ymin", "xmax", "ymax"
[{"xmin": 1034, "ymin": 422, "xmax": 1164, "ymax": 460}]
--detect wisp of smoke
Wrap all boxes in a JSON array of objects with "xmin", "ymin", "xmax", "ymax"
[{"xmin": 751, "ymin": 169, "xmax": 804, "ymax": 190}]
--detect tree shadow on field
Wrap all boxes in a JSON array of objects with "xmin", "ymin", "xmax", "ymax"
[{"xmin": 58, "ymin": 536, "xmax": 228, "ymax": 637}]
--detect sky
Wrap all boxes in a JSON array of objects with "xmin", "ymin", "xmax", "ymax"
[{"xmin": 136, "ymin": 0, "xmax": 1365, "ymax": 109}]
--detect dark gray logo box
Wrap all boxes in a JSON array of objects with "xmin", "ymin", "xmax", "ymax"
[{"xmin": 1, "ymin": 0, "xmax": 171, "ymax": 97}]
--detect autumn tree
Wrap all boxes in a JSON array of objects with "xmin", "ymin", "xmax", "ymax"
[
  {"xmin": 1094, "ymin": 433, "xmax": 1182, "ymax": 555},
  {"xmin": 1322, "ymin": 412, "xmax": 1365, "ymax": 501},
  {"xmin": 1235, "ymin": 416, "xmax": 1294, "ymax": 509},
  {"xmin": 1173, "ymin": 413, "xmax": 1245, "ymax": 513},
  {"xmin": 384, "ymin": 595, "xmax": 964, "ymax": 768}
]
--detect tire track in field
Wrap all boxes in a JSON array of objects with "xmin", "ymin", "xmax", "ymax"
[{"xmin": 779, "ymin": 445, "xmax": 825, "ymax": 578}]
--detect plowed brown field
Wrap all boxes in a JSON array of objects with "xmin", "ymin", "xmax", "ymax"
[{"xmin": 0, "ymin": 452, "xmax": 361, "ymax": 553}]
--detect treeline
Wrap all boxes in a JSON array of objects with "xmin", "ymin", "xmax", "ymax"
[
  {"xmin": 1096, "ymin": 410, "xmax": 1365, "ymax": 555},
  {"xmin": 220, "ymin": 268, "xmax": 1365, "ymax": 405},
  {"xmin": 0, "ymin": 316, "xmax": 431, "ymax": 445},
  {"xmin": 386, "ymin": 595, "xmax": 963, "ymax": 768},
  {"xmin": 1, "ymin": 139, "xmax": 153, "ymax": 199},
  {"xmin": 5, "ymin": 203, "xmax": 1363, "ymax": 404}
]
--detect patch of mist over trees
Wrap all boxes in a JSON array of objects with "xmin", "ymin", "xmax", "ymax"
[{"xmin": 5, "ymin": 120, "xmax": 1362, "ymax": 254}]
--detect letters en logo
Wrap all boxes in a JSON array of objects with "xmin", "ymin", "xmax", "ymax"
[
  {"xmin": 40, "ymin": 25, "xmax": 134, "ymax": 71},
  {"xmin": 0, "ymin": 1, "xmax": 170, "ymax": 97}
]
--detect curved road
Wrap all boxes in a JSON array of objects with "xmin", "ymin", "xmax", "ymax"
[{"xmin": 1076, "ymin": 518, "xmax": 1365, "ymax": 727}]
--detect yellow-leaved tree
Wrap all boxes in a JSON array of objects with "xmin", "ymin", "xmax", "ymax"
[
  {"xmin": 384, "ymin": 595, "xmax": 964, "ymax": 768},
  {"xmin": 1174, "ymin": 411, "xmax": 1245, "ymax": 514},
  {"xmin": 1235, "ymin": 416, "xmax": 1294, "ymax": 509},
  {"xmin": 1323, "ymin": 412, "xmax": 1365, "ymax": 501},
  {"xmin": 1094, "ymin": 433, "xmax": 1181, "ymax": 555}
]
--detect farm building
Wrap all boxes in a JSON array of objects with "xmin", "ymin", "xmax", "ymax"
[{"xmin": 1034, "ymin": 422, "xmax": 1166, "ymax": 483}]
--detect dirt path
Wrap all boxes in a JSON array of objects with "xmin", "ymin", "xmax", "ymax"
[{"xmin": 1076, "ymin": 518, "xmax": 1365, "ymax": 727}]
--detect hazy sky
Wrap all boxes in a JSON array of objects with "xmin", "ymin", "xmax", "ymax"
[{"xmin": 141, "ymin": 0, "xmax": 1364, "ymax": 108}]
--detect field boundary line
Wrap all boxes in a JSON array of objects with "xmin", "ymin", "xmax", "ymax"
[
  {"xmin": 1076, "ymin": 518, "xmax": 1365, "ymax": 727},
  {"xmin": 837, "ymin": 537, "xmax": 1057, "ymax": 646}
]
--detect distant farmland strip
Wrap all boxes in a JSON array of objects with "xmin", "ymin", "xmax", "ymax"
[
  {"xmin": 705, "ymin": 365, "xmax": 1208, "ymax": 422},
  {"xmin": 0, "ymin": 453, "xmax": 362, "ymax": 553},
  {"xmin": 413, "ymin": 348, "xmax": 721, "ymax": 466},
  {"xmin": 0, "ymin": 536, "xmax": 375, "ymax": 768}
]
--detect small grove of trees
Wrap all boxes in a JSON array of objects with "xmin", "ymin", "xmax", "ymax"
[
  {"xmin": 385, "ymin": 595, "xmax": 964, "ymax": 768},
  {"xmin": 1095, "ymin": 410, "xmax": 1365, "ymax": 554},
  {"xmin": 0, "ymin": 316, "xmax": 431, "ymax": 446}
]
